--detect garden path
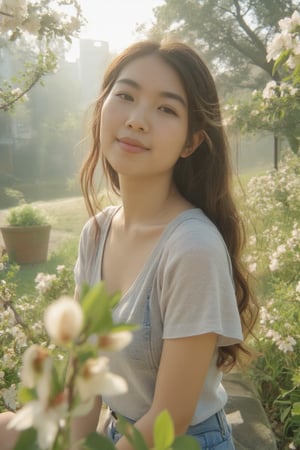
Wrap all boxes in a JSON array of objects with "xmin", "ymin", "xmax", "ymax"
[{"xmin": 224, "ymin": 372, "xmax": 278, "ymax": 449}]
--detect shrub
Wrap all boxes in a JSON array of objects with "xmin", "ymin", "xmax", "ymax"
[
  {"xmin": 6, "ymin": 204, "xmax": 49, "ymax": 227},
  {"xmin": 239, "ymin": 150, "xmax": 300, "ymax": 449}
]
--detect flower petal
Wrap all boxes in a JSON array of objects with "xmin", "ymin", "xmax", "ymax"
[
  {"xmin": 44, "ymin": 296, "xmax": 83, "ymax": 345},
  {"xmin": 100, "ymin": 372, "xmax": 128, "ymax": 397},
  {"xmin": 8, "ymin": 402, "xmax": 40, "ymax": 430}
]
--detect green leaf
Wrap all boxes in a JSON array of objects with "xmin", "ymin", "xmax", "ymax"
[
  {"xmin": 76, "ymin": 346, "xmax": 98, "ymax": 363},
  {"xmin": 116, "ymin": 415, "xmax": 148, "ymax": 450},
  {"xmin": 272, "ymin": 49, "xmax": 290, "ymax": 75},
  {"xmin": 110, "ymin": 323, "xmax": 139, "ymax": 333},
  {"xmin": 83, "ymin": 432, "xmax": 116, "ymax": 450},
  {"xmin": 13, "ymin": 428, "xmax": 39, "ymax": 450},
  {"xmin": 172, "ymin": 435, "xmax": 201, "ymax": 450},
  {"xmin": 81, "ymin": 283, "xmax": 118, "ymax": 334},
  {"xmin": 50, "ymin": 364, "xmax": 65, "ymax": 398},
  {"xmin": 280, "ymin": 406, "xmax": 291, "ymax": 423},
  {"xmin": 18, "ymin": 386, "xmax": 37, "ymax": 404},
  {"xmin": 153, "ymin": 410, "xmax": 174, "ymax": 449},
  {"xmin": 109, "ymin": 291, "xmax": 122, "ymax": 309},
  {"xmin": 292, "ymin": 402, "xmax": 300, "ymax": 416}
]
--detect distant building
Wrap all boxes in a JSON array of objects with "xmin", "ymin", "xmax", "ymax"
[
  {"xmin": 78, "ymin": 39, "xmax": 110, "ymax": 107},
  {"xmin": 0, "ymin": 46, "xmax": 32, "ymax": 177}
]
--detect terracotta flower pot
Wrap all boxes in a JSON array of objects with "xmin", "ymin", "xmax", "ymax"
[{"xmin": 0, "ymin": 225, "xmax": 51, "ymax": 264}]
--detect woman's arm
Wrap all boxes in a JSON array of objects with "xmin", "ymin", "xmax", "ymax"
[
  {"xmin": 71, "ymin": 396, "xmax": 102, "ymax": 450},
  {"xmin": 116, "ymin": 332, "xmax": 217, "ymax": 450}
]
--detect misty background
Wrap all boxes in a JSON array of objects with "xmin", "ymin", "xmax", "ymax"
[{"xmin": 0, "ymin": 36, "xmax": 275, "ymax": 206}]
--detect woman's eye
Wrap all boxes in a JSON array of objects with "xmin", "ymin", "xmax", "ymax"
[
  {"xmin": 159, "ymin": 106, "xmax": 177, "ymax": 116},
  {"xmin": 116, "ymin": 93, "xmax": 133, "ymax": 101}
]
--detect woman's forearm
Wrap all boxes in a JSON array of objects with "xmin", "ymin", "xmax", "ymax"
[{"xmin": 70, "ymin": 396, "xmax": 102, "ymax": 449}]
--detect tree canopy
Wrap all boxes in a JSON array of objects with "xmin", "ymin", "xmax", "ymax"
[
  {"xmin": 228, "ymin": 10, "xmax": 300, "ymax": 154},
  {"xmin": 146, "ymin": 0, "xmax": 298, "ymax": 91}
]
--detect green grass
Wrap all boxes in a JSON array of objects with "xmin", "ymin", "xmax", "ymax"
[{"xmin": 14, "ymin": 239, "xmax": 78, "ymax": 297}]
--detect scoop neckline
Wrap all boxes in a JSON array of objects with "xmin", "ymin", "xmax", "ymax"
[{"xmin": 98, "ymin": 206, "xmax": 201, "ymax": 302}]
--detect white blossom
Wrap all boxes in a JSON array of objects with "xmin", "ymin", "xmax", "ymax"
[
  {"xmin": 276, "ymin": 244, "xmax": 286, "ymax": 254},
  {"xmin": 35, "ymin": 273, "xmax": 57, "ymax": 294},
  {"xmin": 20, "ymin": 345, "xmax": 52, "ymax": 401},
  {"xmin": 262, "ymin": 80, "xmax": 278, "ymax": 99},
  {"xmin": 267, "ymin": 32, "xmax": 294, "ymax": 62},
  {"xmin": 44, "ymin": 296, "xmax": 83, "ymax": 345},
  {"xmin": 279, "ymin": 11, "xmax": 300, "ymax": 33},
  {"xmin": 2, "ymin": 384, "xmax": 17, "ymax": 410},
  {"xmin": 9, "ymin": 343, "xmax": 68, "ymax": 449},
  {"xmin": 248, "ymin": 263, "xmax": 257, "ymax": 273},
  {"xmin": 2, "ymin": 348, "xmax": 16, "ymax": 369},
  {"xmin": 279, "ymin": 82, "xmax": 298, "ymax": 96},
  {"xmin": 76, "ymin": 356, "xmax": 128, "ymax": 402},
  {"xmin": 8, "ymin": 397, "xmax": 68, "ymax": 450},
  {"xmin": 260, "ymin": 306, "xmax": 271, "ymax": 325},
  {"xmin": 287, "ymin": 53, "xmax": 300, "ymax": 70},
  {"xmin": 276, "ymin": 336, "xmax": 297, "ymax": 353},
  {"xmin": 266, "ymin": 329, "xmax": 281, "ymax": 343},
  {"xmin": 0, "ymin": 0, "xmax": 28, "ymax": 32},
  {"xmin": 97, "ymin": 330, "xmax": 132, "ymax": 352},
  {"xmin": 249, "ymin": 235, "xmax": 257, "ymax": 246},
  {"xmin": 11, "ymin": 326, "xmax": 27, "ymax": 348},
  {"xmin": 269, "ymin": 257, "xmax": 279, "ymax": 272}
]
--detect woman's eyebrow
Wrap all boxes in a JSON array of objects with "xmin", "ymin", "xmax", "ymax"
[{"xmin": 115, "ymin": 78, "xmax": 187, "ymax": 107}]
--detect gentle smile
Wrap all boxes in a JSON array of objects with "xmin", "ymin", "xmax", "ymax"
[{"xmin": 117, "ymin": 137, "xmax": 149, "ymax": 152}]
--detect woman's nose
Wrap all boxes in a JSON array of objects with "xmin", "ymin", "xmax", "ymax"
[{"xmin": 125, "ymin": 109, "xmax": 149, "ymax": 132}]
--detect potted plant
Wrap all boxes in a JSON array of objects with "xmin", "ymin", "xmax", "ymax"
[{"xmin": 0, "ymin": 203, "xmax": 51, "ymax": 264}]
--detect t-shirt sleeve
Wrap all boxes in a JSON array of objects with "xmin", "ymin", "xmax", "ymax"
[
  {"xmin": 158, "ymin": 224, "xmax": 243, "ymax": 347},
  {"xmin": 74, "ymin": 217, "xmax": 97, "ymax": 290}
]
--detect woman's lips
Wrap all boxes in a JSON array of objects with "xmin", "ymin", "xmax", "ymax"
[{"xmin": 117, "ymin": 137, "xmax": 149, "ymax": 153}]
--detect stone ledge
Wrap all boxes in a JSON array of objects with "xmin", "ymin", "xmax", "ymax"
[{"xmin": 223, "ymin": 373, "xmax": 278, "ymax": 450}]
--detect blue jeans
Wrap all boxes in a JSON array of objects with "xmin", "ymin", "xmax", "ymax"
[{"xmin": 106, "ymin": 409, "xmax": 235, "ymax": 450}]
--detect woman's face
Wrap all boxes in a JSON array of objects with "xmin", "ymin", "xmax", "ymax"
[{"xmin": 99, "ymin": 54, "xmax": 195, "ymax": 182}]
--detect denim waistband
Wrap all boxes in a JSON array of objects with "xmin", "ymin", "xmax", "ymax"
[
  {"xmin": 187, "ymin": 409, "xmax": 229, "ymax": 439},
  {"xmin": 110, "ymin": 408, "xmax": 229, "ymax": 438}
]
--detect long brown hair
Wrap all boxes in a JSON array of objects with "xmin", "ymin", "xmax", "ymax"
[{"xmin": 80, "ymin": 41, "xmax": 259, "ymax": 370}]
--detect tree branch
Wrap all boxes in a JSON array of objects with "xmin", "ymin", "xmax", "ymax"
[
  {"xmin": 231, "ymin": 0, "xmax": 267, "ymax": 53},
  {"xmin": 0, "ymin": 11, "xmax": 14, "ymax": 17},
  {"xmin": 0, "ymin": 72, "xmax": 43, "ymax": 111}
]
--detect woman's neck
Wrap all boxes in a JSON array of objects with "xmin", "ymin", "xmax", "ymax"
[{"xmin": 117, "ymin": 174, "xmax": 192, "ymax": 229}]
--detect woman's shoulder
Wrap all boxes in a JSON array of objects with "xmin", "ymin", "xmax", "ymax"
[
  {"xmin": 80, "ymin": 205, "xmax": 120, "ymax": 240},
  {"xmin": 166, "ymin": 208, "xmax": 225, "ymax": 251},
  {"xmin": 159, "ymin": 208, "xmax": 232, "ymax": 271},
  {"xmin": 158, "ymin": 208, "xmax": 233, "ymax": 279}
]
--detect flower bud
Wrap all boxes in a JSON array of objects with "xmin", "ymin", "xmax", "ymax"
[{"xmin": 44, "ymin": 296, "xmax": 83, "ymax": 345}]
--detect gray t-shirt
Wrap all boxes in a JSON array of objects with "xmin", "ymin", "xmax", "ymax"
[{"xmin": 74, "ymin": 206, "xmax": 243, "ymax": 424}]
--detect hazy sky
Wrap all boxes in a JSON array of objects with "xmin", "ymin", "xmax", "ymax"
[{"xmin": 79, "ymin": 0, "xmax": 164, "ymax": 52}]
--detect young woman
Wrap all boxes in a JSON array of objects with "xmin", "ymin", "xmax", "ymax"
[
  {"xmin": 0, "ymin": 40, "xmax": 258, "ymax": 450},
  {"xmin": 74, "ymin": 40, "xmax": 258, "ymax": 449}
]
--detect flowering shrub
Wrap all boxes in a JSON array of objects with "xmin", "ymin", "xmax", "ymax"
[
  {"xmin": 0, "ymin": 255, "xmax": 200, "ymax": 449},
  {"xmin": 228, "ymin": 17, "xmax": 300, "ymax": 446},
  {"xmin": 0, "ymin": 258, "xmax": 74, "ymax": 414},
  {"xmin": 239, "ymin": 150, "xmax": 300, "ymax": 449}
]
